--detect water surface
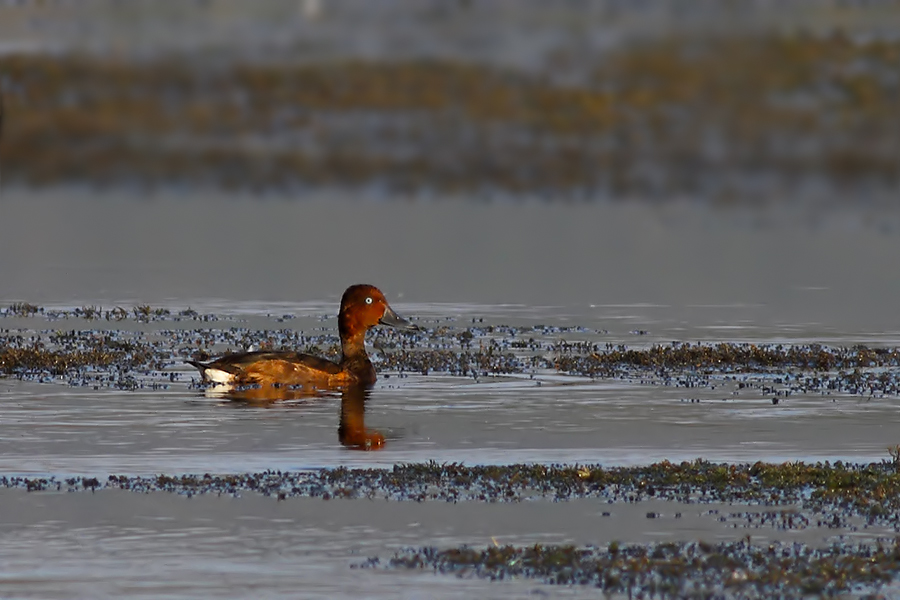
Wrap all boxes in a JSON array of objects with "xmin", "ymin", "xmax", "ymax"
[{"xmin": 2, "ymin": 190, "xmax": 900, "ymax": 598}]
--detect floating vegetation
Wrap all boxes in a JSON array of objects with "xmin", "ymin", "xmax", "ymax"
[
  {"xmin": 5, "ymin": 302, "xmax": 41, "ymax": 317},
  {"xmin": 1, "ymin": 32, "xmax": 898, "ymax": 201},
  {"xmin": 5, "ymin": 302, "xmax": 900, "ymax": 398},
  {"xmin": 0, "ymin": 303, "xmax": 218, "ymax": 323},
  {"xmin": 372, "ymin": 539, "xmax": 900, "ymax": 598},
  {"xmin": 0, "ymin": 331, "xmax": 172, "ymax": 389},
  {"xmin": 7, "ymin": 457, "xmax": 900, "ymax": 595},
  {"xmin": 557, "ymin": 342, "xmax": 900, "ymax": 374},
  {"xmin": 6, "ymin": 460, "xmax": 900, "ymax": 526},
  {"xmin": 554, "ymin": 341, "xmax": 900, "ymax": 398}
]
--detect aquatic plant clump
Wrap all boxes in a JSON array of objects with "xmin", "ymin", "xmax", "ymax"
[
  {"xmin": 556, "ymin": 341, "xmax": 900, "ymax": 374},
  {"xmin": 6, "ymin": 301, "xmax": 900, "ymax": 398},
  {"xmin": 0, "ymin": 331, "xmax": 170, "ymax": 388},
  {"xmin": 6, "ymin": 460, "xmax": 900, "ymax": 526},
  {"xmin": 374, "ymin": 539, "xmax": 900, "ymax": 598}
]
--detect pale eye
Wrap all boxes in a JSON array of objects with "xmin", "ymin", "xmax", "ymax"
[{"xmin": 365, "ymin": 297, "xmax": 373, "ymax": 305}]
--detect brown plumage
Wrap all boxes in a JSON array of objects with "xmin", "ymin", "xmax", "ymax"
[{"xmin": 187, "ymin": 284, "xmax": 417, "ymax": 390}]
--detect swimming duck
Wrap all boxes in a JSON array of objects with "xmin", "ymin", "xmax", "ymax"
[{"xmin": 187, "ymin": 284, "xmax": 417, "ymax": 389}]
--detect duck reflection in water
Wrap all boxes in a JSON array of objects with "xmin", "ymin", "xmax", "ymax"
[
  {"xmin": 337, "ymin": 383, "xmax": 384, "ymax": 450},
  {"xmin": 208, "ymin": 382, "xmax": 385, "ymax": 451}
]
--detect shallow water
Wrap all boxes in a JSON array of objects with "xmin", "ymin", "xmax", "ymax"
[
  {"xmin": 0, "ymin": 371, "xmax": 896, "ymax": 478},
  {"xmin": 2, "ymin": 190, "xmax": 900, "ymax": 597},
  {"xmin": 3, "ymin": 489, "xmax": 896, "ymax": 600}
]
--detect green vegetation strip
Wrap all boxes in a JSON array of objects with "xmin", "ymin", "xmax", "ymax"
[
  {"xmin": 369, "ymin": 539, "xmax": 900, "ymax": 598},
  {"xmin": 7, "ymin": 459, "xmax": 900, "ymax": 595},
  {"xmin": 556, "ymin": 342, "xmax": 900, "ymax": 373},
  {"xmin": 6, "ymin": 460, "xmax": 900, "ymax": 525},
  {"xmin": 4, "ymin": 306, "xmax": 900, "ymax": 397}
]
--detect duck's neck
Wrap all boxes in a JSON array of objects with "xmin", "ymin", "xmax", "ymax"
[
  {"xmin": 339, "ymin": 322, "xmax": 376, "ymax": 384},
  {"xmin": 340, "ymin": 330, "xmax": 368, "ymax": 360}
]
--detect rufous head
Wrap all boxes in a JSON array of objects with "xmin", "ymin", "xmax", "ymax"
[{"xmin": 339, "ymin": 284, "xmax": 417, "ymax": 339}]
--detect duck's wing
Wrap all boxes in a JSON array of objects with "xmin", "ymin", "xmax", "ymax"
[
  {"xmin": 188, "ymin": 350, "xmax": 343, "ymax": 384},
  {"xmin": 201, "ymin": 350, "xmax": 339, "ymax": 374}
]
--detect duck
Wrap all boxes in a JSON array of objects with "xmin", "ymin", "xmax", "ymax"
[{"xmin": 187, "ymin": 284, "xmax": 417, "ymax": 389}]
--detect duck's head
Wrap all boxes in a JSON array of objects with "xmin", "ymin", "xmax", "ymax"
[{"xmin": 339, "ymin": 284, "xmax": 418, "ymax": 339}]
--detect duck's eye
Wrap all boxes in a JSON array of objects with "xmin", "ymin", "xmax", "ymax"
[{"xmin": 365, "ymin": 297, "xmax": 373, "ymax": 305}]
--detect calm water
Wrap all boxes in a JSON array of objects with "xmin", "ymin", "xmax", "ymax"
[
  {"xmin": 0, "ymin": 369, "xmax": 896, "ymax": 477},
  {"xmin": 2, "ymin": 189, "xmax": 900, "ymax": 598},
  {"xmin": 6, "ymin": 189, "xmax": 900, "ymax": 335}
]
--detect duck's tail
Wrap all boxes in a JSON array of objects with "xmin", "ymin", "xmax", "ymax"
[{"xmin": 186, "ymin": 359, "xmax": 209, "ymax": 380}]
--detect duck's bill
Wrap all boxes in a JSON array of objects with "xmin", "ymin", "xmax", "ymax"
[{"xmin": 380, "ymin": 305, "xmax": 420, "ymax": 330}]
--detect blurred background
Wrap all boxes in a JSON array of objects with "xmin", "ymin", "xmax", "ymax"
[
  {"xmin": 3, "ymin": 0, "xmax": 899, "ymax": 201},
  {"xmin": 1, "ymin": 0, "xmax": 899, "ymax": 332}
]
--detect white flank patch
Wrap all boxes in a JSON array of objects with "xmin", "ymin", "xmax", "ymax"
[{"xmin": 203, "ymin": 368, "xmax": 235, "ymax": 384}]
